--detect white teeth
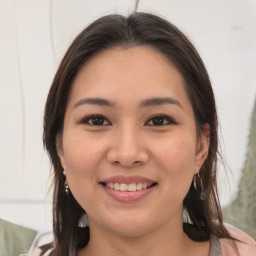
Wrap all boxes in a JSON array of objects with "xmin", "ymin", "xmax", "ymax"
[
  {"xmin": 137, "ymin": 183, "xmax": 143, "ymax": 191},
  {"xmin": 128, "ymin": 183, "xmax": 136, "ymax": 192},
  {"xmin": 142, "ymin": 183, "xmax": 147, "ymax": 189},
  {"xmin": 119, "ymin": 183, "xmax": 128, "ymax": 191},
  {"xmin": 105, "ymin": 182, "xmax": 153, "ymax": 192}
]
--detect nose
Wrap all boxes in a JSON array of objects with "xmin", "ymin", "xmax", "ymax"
[{"xmin": 106, "ymin": 126, "xmax": 149, "ymax": 168}]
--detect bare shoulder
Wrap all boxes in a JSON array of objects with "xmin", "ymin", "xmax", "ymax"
[{"xmin": 220, "ymin": 224, "xmax": 256, "ymax": 256}]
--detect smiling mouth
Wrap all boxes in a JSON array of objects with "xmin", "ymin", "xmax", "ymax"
[{"xmin": 100, "ymin": 182, "xmax": 157, "ymax": 192}]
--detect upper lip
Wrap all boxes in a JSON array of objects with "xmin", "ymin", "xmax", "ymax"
[{"xmin": 100, "ymin": 175, "xmax": 157, "ymax": 185}]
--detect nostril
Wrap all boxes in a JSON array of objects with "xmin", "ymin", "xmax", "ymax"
[{"xmin": 112, "ymin": 160, "xmax": 143, "ymax": 167}]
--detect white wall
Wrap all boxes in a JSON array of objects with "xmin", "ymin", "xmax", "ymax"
[{"xmin": 0, "ymin": 0, "xmax": 255, "ymax": 232}]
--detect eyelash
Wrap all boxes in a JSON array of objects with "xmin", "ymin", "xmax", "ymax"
[
  {"xmin": 79, "ymin": 114, "xmax": 177, "ymax": 126},
  {"xmin": 146, "ymin": 114, "xmax": 177, "ymax": 126},
  {"xmin": 79, "ymin": 114, "xmax": 111, "ymax": 126}
]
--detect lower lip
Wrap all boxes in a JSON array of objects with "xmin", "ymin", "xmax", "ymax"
[{"xmin": 101, "ymin": 185, "xmax": 156, "ymax": 202}]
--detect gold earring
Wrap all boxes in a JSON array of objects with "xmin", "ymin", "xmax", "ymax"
[
  {"xmin": 196, "ymin": 165, "xmax": 201, "ymax": 177},
  {"xmin": 64, "ymin": 180, "xmax": 69, "ymax": 195},
  {"xmin": 197, "ymin": 168, "xmax": 206, "ymax": 200},
  {"xmin": 63, "ymin": 167, "xmax": 69, "ymax": 195}
]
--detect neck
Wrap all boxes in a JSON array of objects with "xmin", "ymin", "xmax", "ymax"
[{"xmin": 79, "ymin": 218, "xmax": 198, "ymax": 256}]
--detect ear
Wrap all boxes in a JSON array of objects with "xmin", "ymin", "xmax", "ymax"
[
  {"xmin": 195, "ymin": 123, "xmax": 210, "ymax": 174},
  {"xmin": 56, "ymin": 133, "xmax": 66, "ymax": 169}
]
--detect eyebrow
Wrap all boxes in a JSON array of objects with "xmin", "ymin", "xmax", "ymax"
[
  {"xmin": 73, "ymin": 97, "xmax": 182, "ymax": 109},
  {"xmin": 139, "ymin": 97, "xmax": 183, "ymax": 108},
  {"xmin": 73, "ymin": 98, "xmax": 116, "ymax": 109}
]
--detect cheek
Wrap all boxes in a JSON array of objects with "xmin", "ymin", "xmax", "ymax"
[
  {"xmin": 61, "ymin": 133, "xmax": 108, "ymax": 203},
  {"xmin": 62, "ymin": 136, "xmax": 104, "ymax": 211},
  {"xmin": 154, "ymin": 135, "xmax": 196, "ymax": 193},
  {"xmin": 63, "ymin": 133, "xmax": 105, "ymax": 173},
  {"xmin": 157, "ymin": 136, "xmax": 196, "ymax": 171}
]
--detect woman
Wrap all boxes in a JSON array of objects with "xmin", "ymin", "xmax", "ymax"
[{"xmin": 26, "ymin": 12, "xmax": 256, "ymax": 256}]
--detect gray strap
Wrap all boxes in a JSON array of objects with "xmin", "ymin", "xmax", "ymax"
[{"xmin": 209, "ymin": 235, "xmax": 223, "ymax": 256}]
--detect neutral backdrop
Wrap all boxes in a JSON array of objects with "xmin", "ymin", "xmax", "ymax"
[{"xmin": 0, "ymin": 0, "xmax": 256, "ymax": 232}]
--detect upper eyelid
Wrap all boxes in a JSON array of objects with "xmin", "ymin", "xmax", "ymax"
[
  {"xmin": 79, "ymin": 114, "xmax": 111, "ymax": 125},
  {"xmin": 147, "ymin": 113, "xmax": 173, "ymax": 119}
]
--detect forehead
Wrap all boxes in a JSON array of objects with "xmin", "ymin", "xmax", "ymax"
[{"xmin": 68, "ymin": 46, "xmax": 191, "ymax": 110}]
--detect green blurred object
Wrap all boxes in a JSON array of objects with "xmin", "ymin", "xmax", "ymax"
[
  {"xmin": 0, "ymin": 218, "xmax": 37, "ymax": 256},
  {"xmin": 223, "ymin": 98, "xmax": 256, "ymax": 239}
]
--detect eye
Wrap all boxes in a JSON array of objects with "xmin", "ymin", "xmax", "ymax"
[
  {"xmin": 145, "ymin": 114, "xmax": 176, "ymax": 126},
  {"xmin": 79, "ymin": 114, "xmax": 111, "ymax": 126}
]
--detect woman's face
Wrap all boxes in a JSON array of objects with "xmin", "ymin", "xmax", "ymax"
[{"xmin": 58, "ymin": 46, "xmax": 209, "ymax": 237}]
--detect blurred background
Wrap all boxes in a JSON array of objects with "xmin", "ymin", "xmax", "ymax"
[{"xmin": 0, "ymin": 0, "xmax": 256, "ymax": 235}]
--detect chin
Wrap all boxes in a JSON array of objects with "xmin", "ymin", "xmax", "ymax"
[
  {"xmin": 108, "ymin": 223, "xmax": 151, "ymax": 238},
  {"xmin": 101, "ymin": 212, "xmax": 158, "ymax": 238}
]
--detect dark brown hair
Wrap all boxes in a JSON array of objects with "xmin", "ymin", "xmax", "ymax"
[{"xmin": 43, "ymin": 12, "xmax": 232, "ymax": 256}]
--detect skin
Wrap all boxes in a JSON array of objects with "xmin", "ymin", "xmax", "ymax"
[{"xmin": 57, "ymin": 46, "xmax": 210, "ymax": 256}]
